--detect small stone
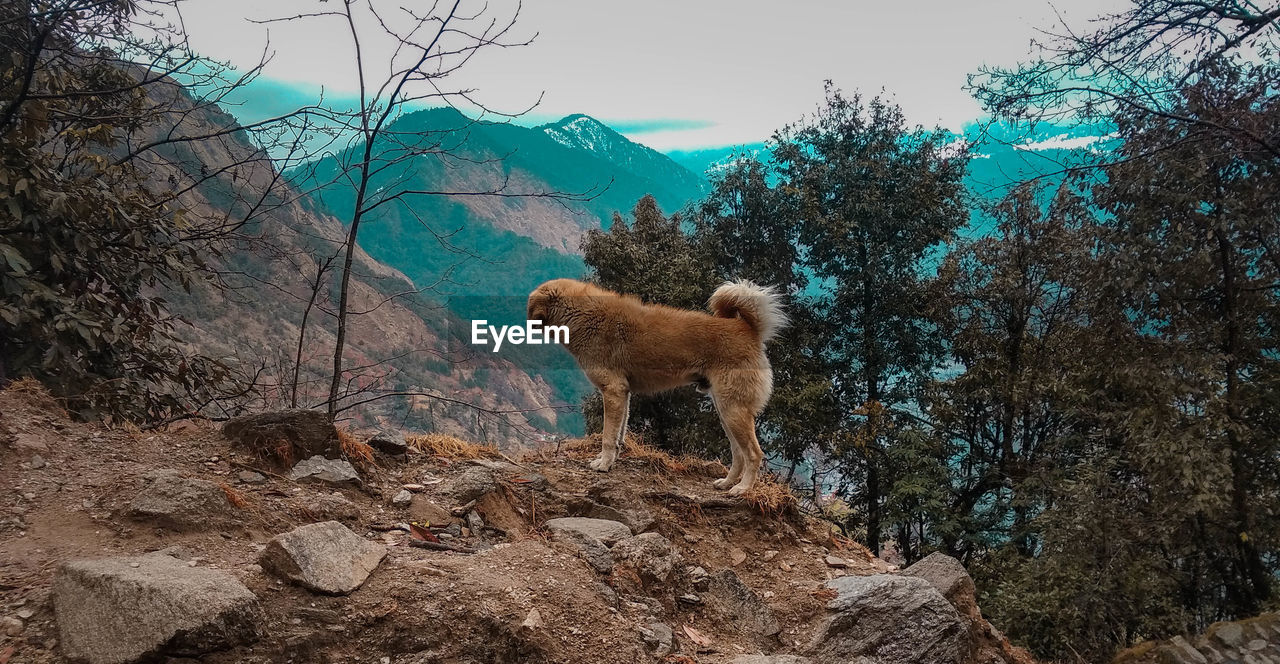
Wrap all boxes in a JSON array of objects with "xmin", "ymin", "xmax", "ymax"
[
  {"xmin": 824, "ymin": 555, "xmax": 849, "ymax": 568},
  {"xmin": 301, "ymin": 492, "xmax": 361, "ymax": 523},
  {"xmin": 544, "ymin": 517, "xmax": 632, "ymax": 546},
  {"xmin": 762, "ymin": 550, "xmax": 779, "ymax": 561},
  {"xmin": 639, "ymin": 621, "xmax": 674, "ymax": 657},
  {"xmin": 367, "ymin": 430, "xmax": 409, "ymax": 455},
  {"xmin": 30, "ymin": 454, "xmax": 47, "ymax": 470},
  {"xmin": 1, "ymin": 616, "xmax": 23, "ymax": 636},
  {"xmin": 731, "ymin": 547, "xmax": 748, "ymax": 566},
  {"xmin": 259, "ymin": 521, "xmax": 386, "ymax": 595},
  {"xmin": 689, "ymin": 566, "xmax": 711, "ymax": 590},
  {"xmin": 402, "ymin": 483, "xmax": 426, "ymax": 492},
  {"xmin": 684, "ymin": 533, "xmax": 701, "ymax": 544},
  {"xmin": 287, "ymin": 456, "xmax": 360, "ymax": 487},
  {"xmin": 237, "ymin": 470, "xmax": 267, "ymax": 485},
  {"xmin": 16, "ymin": 608, "xmax": 35, "ymax": 620},
  {"xmin": 391, "ymin": 489, "xmax": 413, "ymax": 507},
  {"xmin": 611, "ymin": 533, "xmax": 680, "ymax": 584},
  {"xmin": 448, "ymin": 466, "xmax": 497, "ymax": 502},
  {"xmin": 520, "ymin": 608, "xmax": 545, "ymax": 631},
  {"xmin": 780, "ymin": 561, "xmax": 793, "ymax": 571},
  {"xmin": 678, "ymin": 593, "xmax": 703, "ymax": 605}
]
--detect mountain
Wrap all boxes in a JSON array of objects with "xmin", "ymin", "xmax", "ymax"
[
  {"xmin": 538, "ymin": 114, "xmax": 708, "ymax": 201},
  {"xmin": 130, "ymin": 86, "xmax": 567, "ymax": 445},
  {"xmin": 292, "ymin": 109, "xmax": 712, "ymax": 432}
]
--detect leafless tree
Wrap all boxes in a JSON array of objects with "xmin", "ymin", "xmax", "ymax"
[{"xmin": 257, "ymin": 0, "xmax": 598, "ymax": 420}]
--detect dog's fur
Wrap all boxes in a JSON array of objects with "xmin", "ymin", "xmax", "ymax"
[{"xmin": 527, "ymin": 278, "xmax": 787, "ymax": 495}]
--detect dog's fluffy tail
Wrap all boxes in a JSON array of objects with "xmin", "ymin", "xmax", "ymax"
[{"xmin": 708, "ymin": 279, "xmax": 788, "ymax": 344}]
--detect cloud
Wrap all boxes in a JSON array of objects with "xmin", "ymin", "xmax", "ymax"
[{"xmin": 601, "ymin": 118, "xmax": 716, "ymax": 134}]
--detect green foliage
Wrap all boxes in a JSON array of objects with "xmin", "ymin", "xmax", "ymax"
[{"xmin": 0, "ymin": 1, "xmax": 230, "ymax": 420}]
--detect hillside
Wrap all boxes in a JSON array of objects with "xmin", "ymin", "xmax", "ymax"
[
  {"xmin": 0, "ymin": 383, "xmax": 1036, "ymax": 664},
  {"xmin": 129, "ymin": 84, "xmax": 566, "ymax": 444}
]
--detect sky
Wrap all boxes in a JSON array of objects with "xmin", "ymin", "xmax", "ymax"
[{"xmin": 176, "ymin": 0, "xmax": 1127, "ymax": 152}]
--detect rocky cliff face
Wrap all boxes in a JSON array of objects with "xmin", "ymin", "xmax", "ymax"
[{"xmin": 0, "ymin": 384, "xmax": 1037, "ymax": 664}]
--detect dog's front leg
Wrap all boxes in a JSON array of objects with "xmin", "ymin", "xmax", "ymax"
[{"xmin": 590, "ymin": 383, "xmax": 629, "ymax": 472}]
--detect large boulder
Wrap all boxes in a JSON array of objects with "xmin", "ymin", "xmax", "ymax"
[
  {"xmin": 902, "ymin": 552, "xmax": 977, "ymax": 610},
  {"xmin": 288, "ymin": 455, "xmax": 360, "ymax": 487},
  {"xmin": 259, "ymin": 520, "xmax": 386, "ymax": 594},
  {"xmin": 544, "ymin": 517, "xmax": 632, "ymax": 546},
  {"xmin": 125, "ymin": 469, "xmax": 239, "ymax": 531},
  {"xmin": 222, "ymin": 409, "xmax": 340, "ymax": 462},
  {"xmin": 807, "ymin": 574, "xmax": 969, "ymax": 664},
  {"xmin": 53, "ymin": 554, "xmax": 262, "ymax": 664}
]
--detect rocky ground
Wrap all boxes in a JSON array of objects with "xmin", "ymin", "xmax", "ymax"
[{"xmin": 0, "ymin": 381, "xmax": 1034, "ymax": 664}]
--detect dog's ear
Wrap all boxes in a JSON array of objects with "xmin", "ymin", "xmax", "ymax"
[{"xmin": 527, "ymin": 289, "xmax": 553, "ymax": 323}]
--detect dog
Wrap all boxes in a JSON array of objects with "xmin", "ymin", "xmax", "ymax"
[{"xmin": 527, "ymin": 278, "xmax": 786, "ymax": 495}]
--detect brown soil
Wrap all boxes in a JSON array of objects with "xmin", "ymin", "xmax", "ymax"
[{"xmin": 0, "ymin": 382, "xmax": 966, "ymax": 664}]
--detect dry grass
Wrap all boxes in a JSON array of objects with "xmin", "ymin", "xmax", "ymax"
[
  {"xmin": 810, "ymin": 587, "xmax": 838, "ymax": 602},
  {"xmin": 338, "ymin": 429, "xmax": 375, "ymax": 464},
  {"xmin": 742, "ymin": 475, "xmax": 799, "ymax": 517},
  {"xmin": 561, "ymin": 434, "xmax": 707, "ymax": 475},
  {"xmin": 219, "ymin": 482, "xmax": 251, "ymax": 509},
  {"xmin": 1, "ymin": 376, "xmax": 67, "ymax": 416},
  {"xmin": 406, "ymin": 433, "xmax": 499, "ymax": 460}
]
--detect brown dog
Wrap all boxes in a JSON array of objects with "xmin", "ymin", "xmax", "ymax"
[{"xmin": 527, "ymin": 278, "xmax": 786, "ymax": 495}]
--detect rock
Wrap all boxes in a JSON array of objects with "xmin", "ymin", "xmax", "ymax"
[
  {"xmin": 762, "ymin": 550, "xmax": 779, "ymax": 561},
  {"xmin": 448, "ymin": 466, "xmax": 497, "ymax": 502},
  {"xmin": 53, "ymin": 554, "xmax": 262, "ymax": 664},
  {"xmin": 902, "ymin": 552, "xmax": 976, "ymax": 609},
  {"xmin": 1, "ymin": 616, "xmax": 22, "ymax": 636},
  {"xmin": 288, "ymin": 455, "xmax": 360, "ymax": 486},
  {"xmin": 258, "ymin": 521, "xmax": 387, "ymax": 595},
  {"xmin": 301, "ymin": 492, "xmax": 360, "ymax": 523},
  {"xmin": 236, "ymin": 470, "xmax": 267, "ymax": 485},
  {"xmin": 689, "ymin": 565, "xmax": 711, "ymax": 590},
  {"xmin": 544, "ymin": 517, "xmax": 632, "ymax": 546},
  {"xmin": 549, "ymin": 527, "xmax": 614, "ymax": 574},
  {"xmin": 408, "ymin": 496, "xmax": 454, "ymax": 525},
  {"xmin": 573, "ymin": 498, "xmax": 657, "ymax": 533},
  {"xmin": 639, "ymin": 621, "xmax": 674, "ymax": 657},
  {"xmin": 731, "ymin": 547, "xmax": 748, "ymax": 566},
  {"xmin": 520, "ymin": 608, "xmax": 545, "ymax": 631},
  {"xmin": 125, "ymin": 469, "xmax": 238, "ymax": 531},
  {"xmin": 705, "ymin": 569, "xmax": 780, "ymax": 637},
  {"xmin": 391, "ymin": 489, "xmax": 413, "ymax": 507},
  {"xmin": 678, "ymin": 593, "xmax": 703, "ymax": 605},
  {"xmin": 612, "ymin": 532, "xmax": 681, "ymax": 584},
  {"xmin": 15, "ymin": 608, "xmax": 34, "ymax": 620},
  {"xmin": 222, "ymin": 409, "xmax": 339, "ymax": 461},
  {"xmin": 367, "ymin": 429, "xmax": 408, "ymax": 455},
  {"xmin": 30, "ymin": 454, "xmax": 46, "ymax": 469},
  {"xmin": 825, "ymin": 555, "xmax": 849, "ymax": 568},
  {"xmin": 732, "ymin": 656, "xmax": 818, "ymax": 664},
  {"xmin": 807, "ymin": 574, "xmax": 968, "ymax": 664}
]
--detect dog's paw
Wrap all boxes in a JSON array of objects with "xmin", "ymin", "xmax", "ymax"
[
  {"xmin": 589, "ymin": 456, "xmax": 615, "ymax": 472},
  {"xmin": 712, "ymin": 477, "xmax": 733, "ymax": 490},
  {"xmin": 727, "ymin": 482, "xmax": 753, "ymax": 497}
]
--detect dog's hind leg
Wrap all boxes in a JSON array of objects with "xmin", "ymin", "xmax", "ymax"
[
  {"xmin": 710, "ymin": 391, "xmax": 745, "ymax": 490},
  {"xmin": 590, "ymin": 382, "xmax": 629, "ymax": 472},
  {"xmin": 720, "ymin": 403, "xmax": 764, "ymax": 496}
]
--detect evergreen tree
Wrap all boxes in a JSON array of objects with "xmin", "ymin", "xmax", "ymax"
[{"xmin": 774, "ymin": 84, "xmax": 970, "ymax": 553}]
